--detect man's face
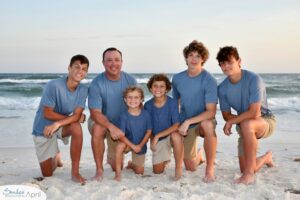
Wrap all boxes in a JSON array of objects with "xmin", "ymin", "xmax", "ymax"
[
  {"xmin": 102, "ymin": 50, "xmax": 122, "ymax": 79},
  {"xmin": 185, "ymin": 51, "xmax": 203, "ymax": 70},
  {"xmin": 68, "ymin": 60, "xmax": 88, "ymax": 82},
  {"xmin": 219, "ymin": 56, "xmax": 241, "ymax": 76}
]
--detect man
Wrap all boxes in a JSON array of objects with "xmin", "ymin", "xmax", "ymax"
[
  {"xmin": 217, "ymin": 46, "xmax": 276, "ymax": 184},
  {"xmin": 88, "ymin": 47, "xmax": 137, "ymax": 181},
  {"xmin": 172, "ymin": 40, "xmax": 218, "ymax": 182},
  {"xmin": 32, "ymin": 55, "xmax": 89, "ymax": 184}
]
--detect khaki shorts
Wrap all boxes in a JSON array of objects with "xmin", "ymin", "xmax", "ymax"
[
  {"xmin": 88, "ymin": 117, "xmax": 118, "ymax": 160},
  {"xmin": 152, "ymin": 136, "xmax": 172, "ymax": 165},
  {"xmin": 237, "ymin": 115, "xmax": 276, "ymax": 156},
  {"xmin": 33, "ymin": 127, "xmax": 70, "ymax": 163},
  {"xmin": 184, "ymin": 119, "xmax": 217, "ymax": 160},
  {"xmin": 125, "ymin": 150, "xmax": 146, "ymax": 167}
]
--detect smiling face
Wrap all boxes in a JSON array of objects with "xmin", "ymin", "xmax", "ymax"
[
  {"xmin": 185, "ymin": 51, "xmax": 204, "ymax": 70},
  {"xmin": 68, "ymin": 60, "xmax": 88, "ymax": 83},
  {"xmin": 219, "ymin": 56, "xmax": 241, "ymax": 76},
  {"xmin": 102, "ymin": 50, "xmax": 122, "ymax": 80},
  {"xmin": 150, "ymin": 81, "xmax": 167, "ymax": 98},
  {"xmin": 124, "ymin": 90, "xmax": 143, "ymax": 109}
]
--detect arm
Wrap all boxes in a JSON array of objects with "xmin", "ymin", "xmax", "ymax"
[
  {"xmin": 136, "ymin": 130, "xmax": 152, "ymax": 153},
  {"xmin": 223, "ymin": 102, "xmax": 261, "ymax": 135},
  {"xmin": 90, "ymin": 108, "xmax": 124, "ymax": 139},
  {"xmin": 118, "ymin": 135, "xmax": 136, "ymax": 150},
  {"xmin": 179, "ymin": 103, "xmax": 216, "ymax": 135},
  {"xmin": 43, "ymin": 106, "xmax": 84, "ymax": 137},
  {"xmin": 151, "ymin": 123, "xmax": 179, "ymax": 151}
]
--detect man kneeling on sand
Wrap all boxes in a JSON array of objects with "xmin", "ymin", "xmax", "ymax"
[{"xmin": 32, "ymin": 55, "xmax": 89, "ymax": 184}]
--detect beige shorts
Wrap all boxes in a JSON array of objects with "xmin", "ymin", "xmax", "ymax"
[
  {"xmin": 184, "ymin": 119, "xmax": 217, "ymax": 160},
  {"xmin": 33, "ymin": 127, "xmax": 70, "ymax": 163},
  {"xmin": 152, "ymin": 136, "xmax": 172, "ymax": 165},
  {"xmin": 237, "ymin": 115, "xmax": 276, "ymax": 156},
  {"xmin": 125, "ymin": 150, "xmax": 146, "ymax": 167},
  {"xmin": 88, "ymin": 117, "xmax": 118, "ymax": 160}
]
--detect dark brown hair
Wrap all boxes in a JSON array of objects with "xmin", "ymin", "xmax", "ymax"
[
  {"xmin": 147, "ymin": 74, "xmax": 172, "ymax": 92},
  {"xmin": 183, "ymin": 40, "xmax": 209, "ymax": 65}
]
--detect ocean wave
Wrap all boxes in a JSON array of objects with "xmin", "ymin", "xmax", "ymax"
[
  {"xmin": 268, "ymin": 97, "xmax": 300, "ymax": 112},
  {"xmin": 0, "ymin": 97, "xmax": 41, "ymax": 110}
]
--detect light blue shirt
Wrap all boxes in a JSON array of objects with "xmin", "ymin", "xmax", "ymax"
[
  {"xmin": 218, "ymin": 69, "xmax": 270, "ymax": 115},
  {"xmin": 88, "ymin": 71, "xmax": 137, "ymax": 125},
  {"xmin": 172, "ymin": 69, "xmax": 218, "ymax": 124},
  {"xmin": 32, "ymin": 77, "xmax": 88, "ymax": 136},
  {"xmin": 144, "ymin": 96, "xmax": 179, "ymax": 141},
  {"xmin": 118, "ymin": 109, "xmax": 152, "ymax": 155}
]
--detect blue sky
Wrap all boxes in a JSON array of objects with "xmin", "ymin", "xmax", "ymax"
[{"xmin": 0, "ymin": 0, "xmax": 299, "ymax": 73}]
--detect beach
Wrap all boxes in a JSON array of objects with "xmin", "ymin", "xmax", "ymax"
[{"xmin": 0, "ymin": 73, "xmax": 300, "ymax": 199}]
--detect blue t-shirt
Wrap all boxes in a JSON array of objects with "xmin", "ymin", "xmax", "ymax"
[
  {"xmin": 144, "ymin": 96, "xmax": 180, "ymax": 141},
  {"xmin": 218, "ymin": 69, "xmax": 270, "ymax": 115},
  {"xmin": 172, "ymin": 69, "xmax": 218, "ymax": 124},
  {"xmin": 32, "ymin": 77, "xmax": 88, "ymax": 136},
  {"xmin": 118, "ymin": 109, "xmax": 152, "ymax": 155},
  {"xmin": 88, "ymin": 71, "xmax": 137, "ymax": 125}
]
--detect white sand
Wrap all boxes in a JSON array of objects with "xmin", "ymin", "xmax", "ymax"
[{"xmin": 1, "ymin": 139, "xmax": 300, "ymax": 200}]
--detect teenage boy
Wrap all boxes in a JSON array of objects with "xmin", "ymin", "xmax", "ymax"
[
  {"xmin": 217, "ymin": 46, "xmax": 275, "ymax": 184},
  {"xmin": 172, "ymin": 40, "xmax": 218, "ymax": 182},
  {"xmin": 32, "ymin": 55, "xmax": 89, "ymax": 184}
]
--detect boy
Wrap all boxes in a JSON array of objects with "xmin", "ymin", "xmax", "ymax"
[
  {"xmin": 145, "ymin": 74, "xmax": 183, "ymax": 180},
  {"xmin": 217, "ymin": 46, "xmax": 276, "ymax": 184},
  {"xmin": 172, "ymin": 40, "xmax": 218, "ymax": 182},
  {"xmin": 32, "ymin": 55, "xmax": 89, "ymax": 184}
]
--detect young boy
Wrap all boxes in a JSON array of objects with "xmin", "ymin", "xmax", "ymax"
[
  {"xmin": 32, "ymin": 55, "xmax": 89, "ymax": 184},
  {"xmin": 114, "ymin": 86, "xmax": 152, "ymax": 181},
  {"xmin": 172, "ymin": 40, "xmax": 218, "ymax": 182},
  {"xmin": 144, "ymin": 74, "xmax": 183, "ymax": 180},
  {"xmin": 217, "ymin": 46, "xmax": 276, "ymax": 184}
]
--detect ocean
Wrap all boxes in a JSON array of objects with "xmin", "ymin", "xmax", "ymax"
[{"xmin": 0, "ymin": 73, "xmax": 299, "ymax": 148}]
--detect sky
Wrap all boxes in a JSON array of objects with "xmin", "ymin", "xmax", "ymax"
[{"xmin": 0, "ymin": 0, "xmax": 299, "ymax": 73}]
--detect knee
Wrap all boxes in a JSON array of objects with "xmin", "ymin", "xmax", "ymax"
[
  {"xmin": 171, "ymin": 132, "xmax": 182, "ymax": 143},
  {"xmin": 116, "ymin": 143, "xmax": 126, "ymax": 154},
  {"xmin": 153, "ymin": 165, "xmax": 165, "ymax": 174},
  {"xmin": 92, "ymin": 124, "xmax": 106, "ymax": 138},
  {"xmin": 69, "ymin": 122, "xmax": 82, "ymax": 137},
  {"xmin": 240, "ymin": 120, "xmax": 255, "ymax": 134},
  {"xmin": 134, "ymin": 167, "xmax": 144, "ymax": 175},
  {"xmin": 184, "ymin": 160, "xmax": 197, "ymax": 172},
  {"xmin": 199, "ymin": 120, "xmax": 215, "ymax": 137}
]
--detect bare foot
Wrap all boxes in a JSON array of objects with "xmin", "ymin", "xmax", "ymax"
[
  {"xmin": 198, "ymin": 148, "xmax": 206, "ymax": 166},
  {"xmin": 234, "ymin": 173, "xmax": 255, "ymax": 185},
  {"xmin": 203, "ymin": 170, "xmax": 215, "ymax": 183},
  {"xmin": 72, "ymin": 173, "xmax": 86, "ymax": 185},
  {"xmin": 57, "ymin": 159, "xmax": 63, "ymax": 167},
  {"xmin": 114, "ymin": 173, "xmax": 121, "ymax": 182},
  {"xmin": 174, "ymin": 167, "xmax": 182, "ymax": 181},
  {"xmin": 92, "ymin": 170, "xmax": 103, "ymax": 182},
  {"xmin": 126, "ymin": 161, "xmax": 133, "ymax": 170},
  {"xmin": 265, "ymin": 151, "xmax": 274, "ymax": 167}
]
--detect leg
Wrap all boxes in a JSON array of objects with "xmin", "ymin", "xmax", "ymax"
[
  {"xmin": 128, "ymin": 153, "xmax": 145, "ymax": 175},
  {"xmin": 183, "ymin": 126, "xmax": 204, "ymax": 171},
  {"xmin": 106, "ymin": 135, "xmax": 119, "ymax": 171},
  {"xmin": 62, "ymin": 122, "xmax": 86, "ymax": 184},
  {"xmin": 114, "ymin": 142, "xmax": 127, "ymax": 181},
  {"xmin": 235, "ymin": 118, "xmax": 269, "ymax": 184},
  {"xmin": 91, "ymin": 123, "xmax": 106, "ymax": 181},
  {"xmin": 170, "ymin": 131, "xmax": 184, "ymax": 180},
  {"xmin": 239, "ymin": 151, "xmax": 274, "ymax": 174},
  {"xmin": 199, "ymin": 119, "xmax": 217, "ymax": 183}
]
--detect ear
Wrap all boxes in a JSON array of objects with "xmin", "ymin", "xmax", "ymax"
[{"xmin": 238, "ymin": 58, "xmax": 242, "ymax": 67}]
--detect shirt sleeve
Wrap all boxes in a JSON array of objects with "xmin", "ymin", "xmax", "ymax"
[
  {"xmin": 218, "ymin": 84, "xmax": 231, "ymax": 112},
  {"xmin": 172, "ymin": 77, "xmax": 180, "ymax": 100},
  {"xmin": 88, "ymin": 81, "xmax": 103, "ymax": 110},
  {"xmin": 146, "ymin": 111, "xmax": 153, "ymax": 130},
  {"xmin": 170, "ymin": 98, "xmax": 180, "ymax": 124},
  {"xmin": 40, "ymin": 81, "xmax": 56, "ymax": 108},
  {"xmin": 249, "ymin": 76, "xmax": 263, "ymax": 104},
  {"xmin": 204, "ymin": 75, "xmax": 218, "ymax": 104},
  {"xmin": 77, "ymin": 86, "xmax": 88, "ymax": 109}
]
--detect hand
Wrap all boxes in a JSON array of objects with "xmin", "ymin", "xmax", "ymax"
[
  {"xmin": 43, "ymin": 122, "xmax": 60, "ymax": 138},
  {"xmin": 150, "ymin": 136, "xmax": 159, "ymax": 152},
  {"xmin": 223, "ymin": 121, "xmax": 233, "ymax": 136},
  {"xmin": 179, "ymin": 120, "xmax": 190, "ymax": 136},
  {"xmin": 132, "ymin": 144, "xmax": 142, "ymax": 153},
  {"xmin": 78, "ymin": 113, "xmax": 86, "ymax": 123},
  {"xmin": 108, "ymin": 124, "xmax": 125, "ymax": 140}
]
